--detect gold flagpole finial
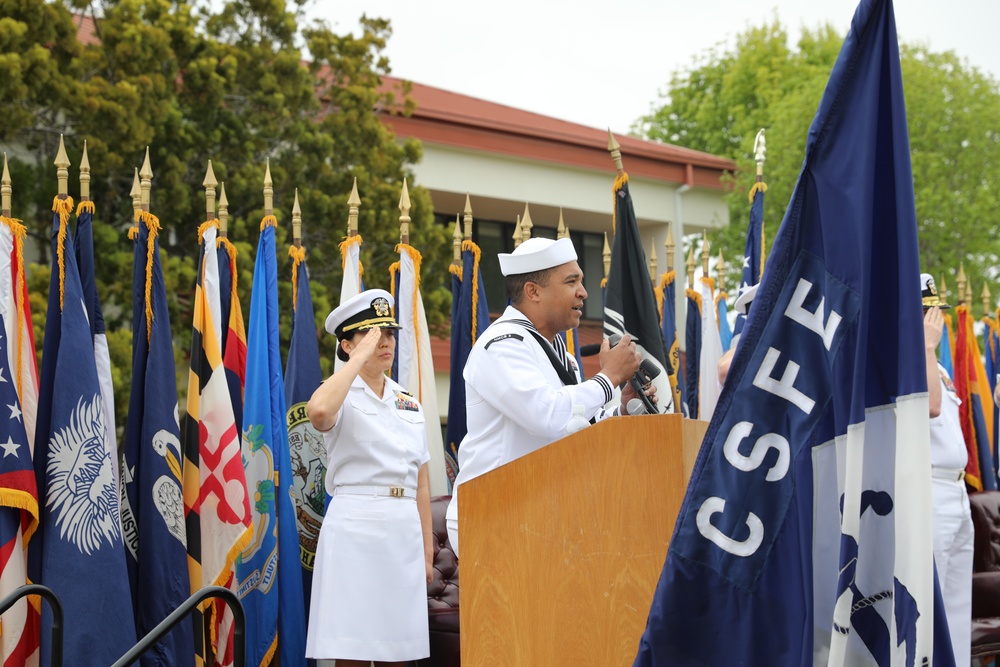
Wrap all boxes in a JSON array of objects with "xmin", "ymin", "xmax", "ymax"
[
  {"xmin": 129, "ymin": 168, "xmax": 141, "ymax": 218},
  {"xmin": 1, "ymin": 153, "xmax": 11, "ymax": 217},
  {"xmin": 452, "ymin": 215, "xmax": 462, "ymax": 265},
  {"xmin": 203, "ymin": 160, "xmax": 218, "ymax": 223},
  {"xmin": 557, "ymin": 208, "xmax": 568, "ymax": 239},
  {"xmin": 218, "ymin": 183, "xmax": 229, "ymax": 235},
  {"xmin": 716, "ymin": 249, "xmax": 727, "ymax": 293},
  {"xmin": 607, "ymin": 129, "xmax": 624, "ymax": 176},
  {"xmin": 292, "ymin": 188, "xmax": 302, "ymax": 247},
  {"xmin": 139, "ymin": 147, "xmax": 153, "ymax": 212},
  {"xmin": 649, "ymin": 239, "xmax": 658, "ymax": 282},
  {"xmin": 398, "ymin": 178, "xmax": 411, "ymax": 245},
  {"xmin": 55, "ymin": 134, "xmax": 70, "ymax": 198},
  {"xmin": 602, "ymin": 232, "xmax": 611, "ymax": 282},
  {"xmin": 686, "ymin": 244, "xmax": 696, "ymax": 288},
  {"xmin": 263, "ymin": 158, "xmax": 273, "ymax": 217},
  {"xmin": 754, "ymin": 128, "xmax": 766, "ymax": 180},
  {"xmin": 940, "ymin": 274, "xmax": 949, "ymax": 303},
  {"xmin": 463, "ymin": 194, "xmax": 473, "ymax": 240},
  {"xmin": 966, "ymin": 281, "xmax": 974, "ymax": 308},
  {"xmin": 520, "ymin": 203, "xmax": 533, "ymax": 241},
  {"xmin": 664, "ymin": 223, "xmax": 675, "ymax": 273},
  {"xmin": 982, "ymin": 282, "xmax": 991, "ymax": 318},
  {"xmin": 957, "ymin": 264, "xmax": 967, "ymax": 305},
  {"xmin": 701, "ymin": 232, "xmax": 710, "ymax": 278},
  {"xmin": 80, "ymin": 140, "xmax": 91, "ymax": 202},
  {"xmin": 347, "ymin": 177, "xmax": 360, "ymax": 237},
  {"xmin": 513, "ymin": 214, "xmax": 523, "ymax": 249}
]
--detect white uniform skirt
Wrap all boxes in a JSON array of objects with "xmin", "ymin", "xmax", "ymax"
[{"xmin": 305, "ymin": 494, "xmax": 430, "ymax": 661}]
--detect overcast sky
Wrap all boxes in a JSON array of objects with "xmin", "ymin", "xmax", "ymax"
[{"xmin": 308, "ymin": 0, "xmax": 1000, "ymax": 134}]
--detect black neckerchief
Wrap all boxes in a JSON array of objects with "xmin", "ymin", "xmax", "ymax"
[{"xmin": 507, "ymin": 318, "xmax": 578, "ymax": 386}]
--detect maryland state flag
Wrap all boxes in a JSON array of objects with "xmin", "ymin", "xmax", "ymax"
[
  {"xmin": 684, "ymin": 288, "xmax": 702, "ymax": 418},
  {"xmin": 445, "ymin": 240, "xmax": 489, "ymax": 485},
  {"xmin": 0, "ymin": 215, "xmax": 39, "ymax": 666},
  {"xmin": 31, "ymin": 197, "xmax": 136, "ymax": 665},
  {"xmin": 121, "ymin": 211, "xmax": 194, "ymax": 665},
  {"xmin": 603, "ymin": 175, "xmax": 672, "ymax": 413},
  {"xmin": 953, "ymin": 304, "xmax": 996, "ymax": 491},
  {"xmin": 183, "ymin": 222, "xmax": 252, "ymax": 667},
  {"xmin": 655, "ymin": 272, "xmax": 684, "ymax": 413},
  {"xmin": 285, "ymin": 243, "xmax": 327, "ymax": 647},
  {"xmin": 217, "ymin": 234, "xmax": 247, "ymax": 432},
  {"xmin": 236, "ymin": 216, "xmax": 306, "ymax": 666}
]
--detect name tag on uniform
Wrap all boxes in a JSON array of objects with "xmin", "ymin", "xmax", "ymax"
[{"xmin": 395, "ymin": 393, "xmax": 420, "ymax": 412}]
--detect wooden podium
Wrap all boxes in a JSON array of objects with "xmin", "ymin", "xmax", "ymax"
[{"xmin": 458, "ymin": 413, "xmax": 707, "ymax": 667}]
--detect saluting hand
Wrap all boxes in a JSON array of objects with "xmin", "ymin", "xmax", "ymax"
[
  {"xmin": 350, "ymin": 326, "xmax": 384, "ymax": 363},
  {"xmin": 923, "ymin": 307, "xmax": 943, "ymax": 351}
]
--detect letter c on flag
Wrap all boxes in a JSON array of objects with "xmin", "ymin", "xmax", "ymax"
[{"xmin": 696, "ymin": 496, "xmax": 764, "ymax": 558}]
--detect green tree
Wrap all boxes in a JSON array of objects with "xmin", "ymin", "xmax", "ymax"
[
  {"xmin": 1, "ymin": 0, "xmax": 451, "ymax": 431},
  {"xmin": 636, "ymin": 18, "xmax": 1000, "ymax": 305}
]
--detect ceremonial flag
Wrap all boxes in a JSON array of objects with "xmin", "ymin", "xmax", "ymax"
[
  {"xmin": 391, "ymin": 241, "xmax": 448, "ymax": 494},
  {"xmin": 444, "ymin": 240, "xmax": 489, "ymax": 485},
  {"xmin": 0, "ymin": 215, "xmax": 39, "ymax": 667},
  {"xmin": 717, "ymin": 292, "xmax": 732, "ymax": 353},
  {"xmin": 217, "ymin": 235, "xmax": 247, "ymax": 432},
  {"xmin": 697, "ymin": 275, "xmax": 723, "ymax": 421},
  {"xmin": 334, "ymin": 234, "xmax": 363, "ymax": 373},
  {"xmin": 183, "ymin": 222, "xmax": 252, "ymax": 667},
  {"xmin": 634, "ymin": 1, "xmax": 955, "ymax": 664},
  {"xmin": 731, "ymin": 182, "xmax": 766, "ymax": 349},
  {"xmin": 603, "ymin": 175, "xmax": 672, "ymax": 413},
  {"xmin": 284, "ymin": 244, "xmax": 327, "ymax": 646},
  {"xmin": 31, "ymin": 197, "xmax": 135, "ymax": 665},
  {"xmin": 237, "ymin": 216, "xmax": 306, "ymax": 666},
  {"xmin": 939, "ymin": 312, "xmax": 955, "ymax": 378},
  {"xmin": 655, "ymin": 272, "xmax": 684, "ymax": 413},
  {"xmin": 985, "ymin": 311, "xmax": 1000, "ymax": 480},
  {"xmin": 954, "ymin": 305, "xmax": 996, "ymax": 491},
  {"xmin": 121, "ymin": 211, "xmax": 195, "ymax": 665},
  {"xmin": 684, "ymin": 288, "xmax": 701, "ymax": 418}
]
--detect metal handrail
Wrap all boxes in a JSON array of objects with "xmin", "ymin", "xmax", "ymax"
[
  {"xmin": 110, "ymin": 586, "xmax": 245, "ymax": 667},
  {"xmin": 0, "ymin": 583, "xmax": 64, "ymax": 667}
]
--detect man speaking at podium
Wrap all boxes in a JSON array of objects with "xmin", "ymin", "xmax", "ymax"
[{"xmin": 446, "ymin": 237, "xmax": 654, "ymax": 556}]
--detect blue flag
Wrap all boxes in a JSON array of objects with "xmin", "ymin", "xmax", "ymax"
[
  {"xmin": 718, "ymin": 296, "xmax": 732, "ymax": 356},
  {"xmin": 444, "ymin": 242, "xmax": 489, "ymax": 486},
  {"xmin": 658, "ymin": 274, "xmax": 684, "ymax": 414},
  {"xmin": 285, "ymin": 244, "xmax": 328, "ymax": 658},
  {"xmin": 986, "ymin": 316, "xmax": 1000, "ymax": 481},
  {"xmin": 237, "ymin": 218, "xmax": 307, "ymax": 666},
  {"xmin": 684, "ymin": 290, "xmax": 701, "ymax": 418},
  {"xmin": 121, "ymin": 212, "xmax": 195, "ymax": 665},
  {"xmin": 31, "ymin": 199, "xmax": 136, "ymax": 665},
  {"xmin": 634, "ymin": 1, "xmax": 955, "ymax": 664},
  {"xmin": 939, "ymin": 315, "xmax": 953, "ymax": 378},
  {"xmin": 732, "ymin": 184, "xmax": 765, "ymax": 349}
]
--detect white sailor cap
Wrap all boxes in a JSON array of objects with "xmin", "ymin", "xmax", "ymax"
[
  {"xmin": 734, "ymin": 283, "xmax": 759, "ymax": 315},
  {"xmin": 324, "ymin": 288, "xmax": 402, "ymax": 338},
  {"xmin": 498, "ymin": 237, "xmax": 577, "ymax": 276}
]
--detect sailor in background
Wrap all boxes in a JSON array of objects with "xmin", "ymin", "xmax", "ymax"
[
  {"xmin": 446, "ymin": 237, "xmax": 655, "ymax": 556},
  {"xmin": 305, "ymin": 289, "xmax": 432, "ymax": 667}
]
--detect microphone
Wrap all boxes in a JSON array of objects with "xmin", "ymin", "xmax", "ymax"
[
  {"xmin": 607, "ymin": 334, "xmax": 662, "ymax": 415},
  {"xmin": 626, "ymin": 398, "xmax": 647, "ymax": 415}
]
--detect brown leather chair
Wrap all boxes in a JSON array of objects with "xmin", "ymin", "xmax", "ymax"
[
  {"xmin": 418, "ymin": 495, "xmax": 460, "ymax": 667},
  {"xmin": 968, "ymin": 490, "xmax": 1000, "ymax": 659}
]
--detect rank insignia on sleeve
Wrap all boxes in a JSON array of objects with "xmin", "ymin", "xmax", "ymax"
[
  {"xmin": 395, "ymin": 394, "xmax": 420, "ymax": 412},
  {"xmin": 485, "ymin": 332, "xmax": 524, "ymax": 350}
]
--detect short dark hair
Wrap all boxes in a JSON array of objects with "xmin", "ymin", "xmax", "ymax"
[
  {"xmin": 504, "ymin": 268, "xmax": 552, "ymax": 305},
  {"xmin": 336, "ymin": 339, "xmax": 351, "ymax": 362}
]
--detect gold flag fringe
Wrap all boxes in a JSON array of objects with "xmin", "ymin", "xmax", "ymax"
[
  {"xmin": 611, "ymin": 172, "xmax": 629, "ymax": 235},
  {"xmin": 747, "ymin": 180, "xmax": 768, "ymax": 204},
  {"xmin": 0, "ymin": 216, "xmax": 29, "ymax": 405},
  {"xmin": 288, "ymin": 245, "xmax": 306, "ymax": 311},
  {"xmin": 133, "ymin": 211, "xmax": 161, "ymax": 345},
  {"xmin": 461, "ymin": 240, "xmax": 484, "ymax": 344},
  {"xmin": 52, "ymin": 196, "xmax": 74, "ymax": 311},
  {"xmin": 259, "ymin": 214, "xmax": 277, "ymax": 232}
]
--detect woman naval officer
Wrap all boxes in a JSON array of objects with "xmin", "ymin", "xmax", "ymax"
[{"xmin": 305, "ymin": 289, "xmax": 433, "ymax": 666}]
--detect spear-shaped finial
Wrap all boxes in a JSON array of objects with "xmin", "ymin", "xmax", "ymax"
[
  {"xmin": 203, "ymin": 160, "xmax": 218, "ymax": 223},
  {"xmin": 80, "ymin": 140, "xmax": 91, "ymax": 201},
  {"xmin": 398, "ymin": 179, "xmax": 411, "ymax": 245},
  {"xmin": 555, "ymin": 209, "xmax": 567, "ymax": 239},
  {"xmin": 55, "ymin": 134, "xmax": 70, "ymax": 198},
  {"xmin": 966, "ymin": 280, "xmax": 974, "ymax": 308},
  {"xmin": 347, "ymin": 177, "xmax": 360, "ymax": 237},
  {"xmin": 218, "ymin": 182, "xmax": 229, "ymax": 234},
  {"xmin": 130, "ymin": 168, "xmax": 141, "ymax": 217},
  {"xmin": 139, "ymin": 147, "xmax": 153, "ymax": 211},
  {"xmin": 982, "ymin": 282, "xmax": 992, "ymax": 318},
  {"xmin": 665, "ymin": 223, "xmax": 675, "ymax": 272},
  {"xmin": 957, "ymin": 264, "xmax": 967, "ymax": 305},
  {"xmin": 463, "ymin": 194, "xmax": 473, "ymax": 240},
  {"xmin": 716, "ymin": 249, "xmax": 728, "ymax": 293},
  {"xmin": 701, "ymin": 232, "xmax": 710, "ymax": 278},
  {"xmin": 1, "ymin": 153, "xmax": 11, "ymax": 217},
  {"xmin": 649, "ymin": 239, "xmax": 658, "ymax": 282},
  {"xmin": 292, "ymin": 188, "xmax": 302, "ymax": 247},
  {"xmin": 452, "ymin": 215, "xmax": 462, "ymax": 265},
  {"xmin": 520, "ymin": 203, "xmax": 533, "ymax": 241},
  {"xmin": 686, "ymin": 244, "xmax": 696, "ymax": 288},
  {"xmin": 754, "ymin": 128, "xmax": 766, "ymax": 180},
  {"xmin": 263, "ymin": 158, "xmax": 273, "ymax": 217},
  {"xmin": 607, "ymin": 129, "xmax": 624, "ymax": 176},
  {"xmin": 513, "ymin": 215, "xmax": 523, "ymax": 248},
  {"xmin": 603, "ymin": 232, "xmax": 611, "ymax": 281}
]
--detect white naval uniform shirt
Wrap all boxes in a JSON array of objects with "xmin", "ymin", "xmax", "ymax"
[
  {"xmin": 323, "ymin": 374, "xmax": 431, "ymax": 493},
  {"xmin": 930, "ymin": 363, "xmax": 968, "ymax": 471},
  {"xmin": 446, "ymin": 306, "xmax": 619, "ymax": 530}
]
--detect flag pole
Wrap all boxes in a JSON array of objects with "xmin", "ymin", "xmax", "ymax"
[
  {"xmin": 347, "ymin": 177, "xmax": 360, "ymax": 238},
  {"xmin": 983, "ymin": 283, "xmax": 992, "ymax": 319},
  {"xmin": 716, "ymin": 250, "xmax": 727, "ymax": 295},
  {"xmin": 957, "ymin": 264, "xmax": 967, "ymax": 305},
  {"xmin": 204, "ymin": 160, "xmax": 218, "ymax": 225},
  {"xmin": 55, "ymin": 135, "xmax": 70, "ymax": 201},
  {"xmin": 79, "ymin": 141, "xmax": 90, "ymax": 203},
  {"xmin": 398, "ymin": 179, "xmax": 410, "ymax": 245},
  {"xmin": 263, "ymin": 158, "xmax": 273, "ymax": 219},
  {"xmin": 686, "ymin": 244, "xmax": 696, "ymax": 292},
  {"xmin": 139, "ymin": 148, "xmax": 152, "ymax": 213},
  {"xmin": 520, "ymin": 203, "xmax": 533, "ymax": 241},
  {"xmin": 940, "ymin": 274, "xmax": 949, "ymax": 304},
  {"xmin": 664, "ymin": 223, "xmax": 674, "ymax": 273},
  {"xmin": 701, "ymin": 233, "xmax": 710, "ymax": 285},
  {"xmin": 452, "ymin": 215, "xmax": 462, "ymax": 267},
  {"xmin": 753, "ymin": 129, "xmax": 767, "ymax": 274},
  {"xmin": 513, "ymin": 215, "xmax": 522, "ymax": 248},
  {"xmin": 292, "ymin": 188, "xmax": 302, "ymax": 248},
  {"xmin": 130, "ymin": 169, "xmax": 141, "ymax": 217},
  {"xmin": 649, "ymin": 240, "xmax": 657, "ymax": 283},
  {"xmin": 2, "ymin": 153, "xmax": 11, "ymax": 217},
  {"xmin": 463, "ymin": 194, "xmax": 473, "ymax": 241},
  {"xmin": 557, "ymin": 209, "xmax": 568, "ymax": 239}
]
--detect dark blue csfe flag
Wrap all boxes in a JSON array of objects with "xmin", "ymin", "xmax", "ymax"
[
  {"xmin": 121, "ymin": 212, "xmax": 195, "ymax": 666},
  {"xmin": 633, "ymin": 1, "xmax": 955, "ymax": 665},
  {"xmin": 237, "ymin": 217, "xmax": 307, "ymax": 666},
  {"xmin": 444, "ymin": 240, "xmax": 489, "ymax": 487},
  {"xmin": 731, "ymin": 182, "xmax": 766, "ymax": 349},
  {"xmin": 285, "ymin": 243, "xmax": 328, "ymax": 658},
  {"xmin": 31, "ymin": 198, "xmax": 136, "ymax": 665}
]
